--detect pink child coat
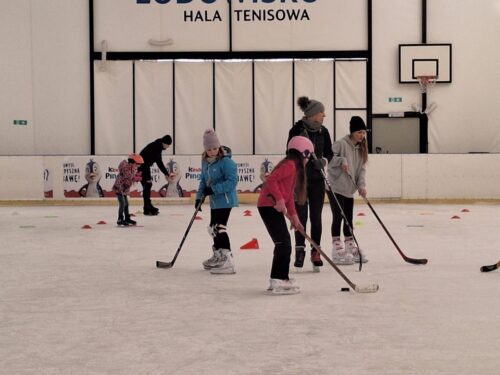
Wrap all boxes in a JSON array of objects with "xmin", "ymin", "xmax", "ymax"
[
  {"xmin": 112, "ymin": 160, "xmax": 139, "ymax": 195},
  {"xmin": 257, "ymin": 159, "xmax": 298, "ymax": 217}
]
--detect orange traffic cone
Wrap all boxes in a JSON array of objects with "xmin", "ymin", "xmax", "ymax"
[
  {"xmin": 243, "ymin": 210, "xmax": 252, "ymax": 216},
  {"xmin": 357, "ymin": 212, "xmax": 366, "ymax": 216},
  {"xmin": 461, "ymin": 208, "xmax": 470, "ymax": 213},
  {"xmin": 195, "ymin": 215, "xmax": 203, "ymax": 220},
  {"xmin": 451, "ymin": 215, "xmax": 461, "ymax": 219},
  {"xmin": 81, "ymin": 224, "xmax": 92, "ymax": 229},
  {"xmin": 97, "ymin": 220, "xmax": 107, "ymax": 225},
  {"xmin": 240, "ymin": 238, "xmax": 259, "ymax": 250}
]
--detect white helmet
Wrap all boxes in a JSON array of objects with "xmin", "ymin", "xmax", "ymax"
[{"xmin": 287, "ymin": 136, "xmax": 314, "ymax": 158}]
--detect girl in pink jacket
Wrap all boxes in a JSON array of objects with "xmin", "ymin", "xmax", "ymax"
[
  {"xmin": 257, "ymin": 136, "xmax": 314, "ymax": 295},
  {"xmin": 112, "ymin": 153, "xmax": 143, "ymax": 226}
]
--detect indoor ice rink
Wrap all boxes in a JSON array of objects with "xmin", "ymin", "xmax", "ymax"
[{"xmin": 2, "ymin": 1, "xmax": 500, "ymax": 374}]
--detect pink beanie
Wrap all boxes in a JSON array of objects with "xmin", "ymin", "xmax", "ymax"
[{"xmin": 203, "ymin": 129, "xmax": 220, "ymax": 150}]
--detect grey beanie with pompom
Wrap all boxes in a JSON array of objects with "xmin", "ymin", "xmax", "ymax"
[{"xmin": 297, "ymin": 96, "xmax": 325, "ymax": 118}]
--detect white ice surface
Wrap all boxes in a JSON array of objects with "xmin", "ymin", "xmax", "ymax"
[{"xmin": 1, "ymin": 202, "xmax": 500, "ymax": 375}]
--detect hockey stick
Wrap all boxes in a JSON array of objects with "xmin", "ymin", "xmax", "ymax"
[
  {"xmin": 156, "ymin": 197, "xmax": 204, "ymax": 269},
  {"xmin": 345, "ymin": 173, "xmax": 428, "ymax": 265},
  {"xmin": 480, "ymin": 260, "xmax": 500, "ymax": 273},
  {"xmin": 295, "ymin": 220, "xmax": 378, "ymax": 293},
  {"xmin": 267, "ymin": 194, "xmax": 378, "ymax": 293},
  {"xmin": 311, "ymin": 155, "xmax": 364, "ymax": 271}
]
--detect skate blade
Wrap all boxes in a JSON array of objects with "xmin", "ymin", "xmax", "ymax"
[
  {"xmin": 270, "ymin": 288, "xmax": 300, "ymax": 295},
  {"xmin": 312, "ymin": 266, "xmax": 321, "ymax": 273}
]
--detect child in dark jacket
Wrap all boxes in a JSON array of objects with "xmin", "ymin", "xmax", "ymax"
[
  {"xmin": 195, "ymin": 129, "xmax": 239, "ymax": 275},
  {"xmin": 258, "ymin": 136, "xmax": 314, "ymax": 295},
  {"xmin": 113, "ymin": 153, "xmax": 144, "ymax": 226}
]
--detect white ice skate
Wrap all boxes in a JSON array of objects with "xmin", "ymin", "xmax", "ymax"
[
  {"xmin": 210, "ymin": 249, "xmax": 236, "ymax": 274},
  {"xmin": 202, "ymin": 248, "xmax": 221, "ymax": 270},
  {"xmin": 332, "ymin": 239, "xmax": 355, "ymax": 265},
  {"xmin": 345, "ymin": 239, "xmax": 368, "ymax": 263},
  {"xmin": 267, "ymin": 278, "xmax": 300, "ymax": 295}
]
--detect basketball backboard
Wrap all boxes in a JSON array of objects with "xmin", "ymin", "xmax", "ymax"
[{"xmin": 399, "ymin": 43, "xmax": 452, "ymax": 83}]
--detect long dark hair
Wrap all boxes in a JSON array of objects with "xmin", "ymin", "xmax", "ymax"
[
  {"xmin": 273, "ymin": 149, "xmax": 307, "ymax": 205},
  {"xmin": 353, "ymin": 136, "xmax": 369, "ymax": 165}
]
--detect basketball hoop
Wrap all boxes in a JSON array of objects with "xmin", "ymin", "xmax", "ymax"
[{"xmin": 416, "ymin": 75, "xmax": 437, "ymax": 93}]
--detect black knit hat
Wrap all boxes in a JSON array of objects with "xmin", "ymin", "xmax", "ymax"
[
  {"xmin": 349, "ymin": 116, "xmax": 367, "ymax": 134},
  {"xmin": 161, "ymin": 135, "xmax": 172, "ymax": 145}
]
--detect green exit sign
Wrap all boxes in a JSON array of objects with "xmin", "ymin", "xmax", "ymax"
[
  {"xmin": 388, "ymin": 97, "xmax": 403, "ymax": 103},
  {"xmin": 13, "ymin": 120, "xmax": 28, "ymax": 126}
]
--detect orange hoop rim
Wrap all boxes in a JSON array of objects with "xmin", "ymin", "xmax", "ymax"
[{"xmin": 416, "ymin": 75, "xmax": 438, "ymax": 93}]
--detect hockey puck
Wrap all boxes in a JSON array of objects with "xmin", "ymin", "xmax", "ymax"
[{"xmin": 340, "ymin": 287, "xmax": 350, "ymax": 292}]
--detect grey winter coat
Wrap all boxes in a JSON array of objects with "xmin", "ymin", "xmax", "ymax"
[{"xmin": 327, "ymin": 135, "xmax": 367, "ymax": 198}]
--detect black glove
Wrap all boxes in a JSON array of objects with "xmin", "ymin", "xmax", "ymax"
[
  {"xmin": 203, "ymin": 187, "xmax": 214, "ymax": 196},
  {"xmin": 195, "ymin": 199, "xmax": 202, "ymax": 211},
  {"xmin": 311, "ymin": 158, "xmax": 325, "ymax": 171}
]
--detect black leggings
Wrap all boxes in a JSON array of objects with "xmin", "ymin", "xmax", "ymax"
[
  {"xmin": 210, "ymin": 208, "xmax": 232, "ymax": 250},
  {"xmin": 329, "ymin": 192, "xmax": 354, "ymax": 237},
  {"xmin": 258, "ymin": 206, "xmax": 291, "ymax": 280},
  {"xmin": 294, "ymin": 179, "xmax": 326, "ymax": 247},
  {"xmin": 139, "ymin": 165, "xmax": 153, "ymax": 209},
  {"xmin": 116, "ymin": 193, "xmax": 130, "ymax": 220}
]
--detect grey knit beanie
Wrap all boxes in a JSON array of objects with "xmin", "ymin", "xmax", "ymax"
[
  {"xmin": 203, "ymin": 129, "xmax": 220, "ymax": 150},
  {"xmin": 297, "ymin": 96, "xmax": 325, "ymax": 118}
]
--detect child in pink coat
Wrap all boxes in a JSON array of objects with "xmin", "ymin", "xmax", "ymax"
[
  {"xmin": 112, "ymin": 153, "xmax": 143, "ymax": 226},
  {"xmin": 257, "ymin": 136, "xmax": 314, "ymax": 295}
]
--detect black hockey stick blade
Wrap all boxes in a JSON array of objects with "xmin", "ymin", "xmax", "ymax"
[
  {"xmin": 156, "ymin": 260, "xmax": 173, "ymax": 268},
  {"xmin": 403, "ymin": 255, "xmax": 428, "ymax": 265},
  {"xmin": 480, "ymin": 261, "xmax": 500, "ymax": 272}
]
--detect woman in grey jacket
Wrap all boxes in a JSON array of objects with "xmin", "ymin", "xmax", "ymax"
[{"xmin": 327, "ymin": 116, "xmax": 369, "ymax": 265}]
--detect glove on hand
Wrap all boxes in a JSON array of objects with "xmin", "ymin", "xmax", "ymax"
[
  {"xmin": 290, "ymin": 214, "xmax": 304, "ymax": 232},
  {"xmin": 273, "ymin": 199, "xmax": 287, "ymax": 214},
  {"xmin": 311, "ymin": 158, "xmax": 325, "ymax": 171},
  {"xmin": 203, "ymin": 187, "xmax": 214, "ymax": 196},
  {"xmin": 195, "ymin": 197, "xmax": 205, "ymax": 211}
]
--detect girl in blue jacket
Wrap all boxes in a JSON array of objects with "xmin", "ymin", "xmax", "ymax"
[{"xmin": 196, "ymin": 129, "xmax": 239, "ymax": 274}]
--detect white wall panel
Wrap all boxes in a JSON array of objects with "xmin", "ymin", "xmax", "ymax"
[
  {"xmin": 94, "ymin": 61, "xmax": 133, "ymax": 155},
  {"xmin": 175, "ymin": 61, "xmax": 213, "ymax": 155},
  {"xmin": 294, "ymin": 60, "xmax": 334, "ymax": 135},
  {"xmin": 215, "ymin": 61, "xmax": 253, "ymax": 154},
  {"xmin": 336, "ymin": 60, "xmax": 367, "ymax": 109},
  {"xmin": 402, "ymin": 154, "xmax": 500, "ymax": 199},
  {"xmin": 135, "ymin": 61, "xmax": 173, "ymax": 154},
  {"xmin": 0, "ymin": 0, "xmax": 34, "ymax": 155},
  {"xmin": 232, "ymin": 0, "xmax": 367, "ymax": 51},
  {"xmin": 366, "ymin": 155, "xmax": 402, "ymax": 198},
  {"xmin": 254, "ymin": 61, "xmax": 293, "ymax": 155},
  {"xmin": 427, "ymin": 0, "xmax": 500, "ymax": 153},
  {"xmin": 0, "ymin": 157, "xmax": 44, "ymax": 199},
  {"xmin": 372, "ymin": 0, "xmax": 421, "ymax": 114},
  {"xmin": 94, "ymin": 0, "xmax": 229, "ymax": 52},
  {"xmin": 31, "ymin": 0, "xmax": 89, "ymax": 155}
]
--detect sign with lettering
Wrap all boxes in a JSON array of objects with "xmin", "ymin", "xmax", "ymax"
[{"xmin": 94, "ymin": 0, "xmax": 366, "ymax": 52}]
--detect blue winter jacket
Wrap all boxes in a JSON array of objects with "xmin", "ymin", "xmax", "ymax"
[{"xmin": 196, "ymin": 147, "xmax": 238, "ymax": 209}]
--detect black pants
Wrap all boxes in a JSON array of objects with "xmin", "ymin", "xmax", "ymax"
[
  {"xmin": 116, "ymin": 193, "xmax": 130, "ymax": 220},
  {"xmin": 210, "ymin": 208, "xmax": 232, "ymax": 250},
  {"xmin": 139, "ymin": 164, "xmax": 153, "ymax": 209},
  {"xmin": 329, "ymin": 192, "xmax": 354, "ymax": 237},
  {"xmin": 258, "ymin": 206, "xmax": 291, "ymax": 280},
  {"xmin": 294, "ymin": 179, "xmax": 326, "ymax": 248}
]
